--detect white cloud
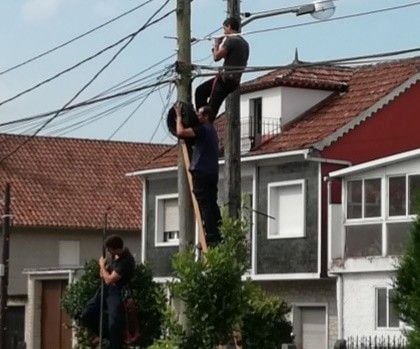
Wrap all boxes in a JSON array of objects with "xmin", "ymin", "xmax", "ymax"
[{"xmin": 21, "ymin": 0, "xmax": 64, "ymax": 24}]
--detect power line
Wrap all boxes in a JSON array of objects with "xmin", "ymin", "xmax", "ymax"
[
  {"xmin": 0, "ymin": 3, "xmax": 175, "ymax": 108},
  {"xmin": 107, "ymin": 68, "xmax": 171, "ymax": 140},
  {"xmin": 242, "ymin": 1, "xmax": 420, "ymax": 38},
  {"xmin": 193, "ymin": 46, "xmax": 420, "ymax": 78},
  {"xmin": 0, "ymin": 79, "xmax": 175, "ymax": 130},
  {"xmin": 0, "ymin": 0, "xmax": 173, "ymax": 164},
  {"xmin": 149, "ymin": 79, "xmax": 176, "ymax": 142},
  {"xmin": 0, "ymin": 0, "xmax": 157, "ymax": 76}
]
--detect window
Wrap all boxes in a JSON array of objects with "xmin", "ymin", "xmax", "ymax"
[
  {"xmin": 376, "ymin": 288, "xmax": 399, "ymax": 328},
  {"xmin": 344, "ymin": 173, "xmax": 420, "ymax": 257},
  {"xmin": 346, "ymin": 178, "xmax": 381, "ymax": 219},
  {"xmin": 268, "ymin": 180, "xmax": 305, "ymax": 238},
  {"xmin": 155, "ymin": 195, "xmax": 179, "ymax": 246},
  {"xmin": 59, "ymin": 241, "xmax": 80, "ymax": 266},
  {"xmin": 388, "ymin": 174, "xmax": 420, "ymax": 216},
  {"xmin": 249, "ymin": 97, "xmax": 262, "ymax": 147}
]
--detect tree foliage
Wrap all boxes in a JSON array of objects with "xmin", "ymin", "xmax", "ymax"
[
  {"xmin": 393, "ymin": 213, "xmax": 420, "ymax": 348},
  {"xmin": 62, "ymin": 260, "xmax": 167, "ymax": 348},
  {"xmin": 157, "ymin": 217, "xmax": 293, "ymax": 349}
]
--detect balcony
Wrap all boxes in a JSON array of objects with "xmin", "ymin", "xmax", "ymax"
[{"xmin": 240, "ymin": 116, "xmax": 281, "ymax": 153}]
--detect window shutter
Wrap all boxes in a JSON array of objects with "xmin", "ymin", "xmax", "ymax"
[{"xmin": 164, "ymin": 199, "xmax": 179, "ymax": 232}]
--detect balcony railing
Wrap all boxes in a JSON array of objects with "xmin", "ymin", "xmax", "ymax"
[{"xmin": 240, "ymin": 116, "xmax": 281, "ymax": 152}]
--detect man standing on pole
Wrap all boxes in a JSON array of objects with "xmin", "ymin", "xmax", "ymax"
[{"xmin": 195, "ymin": 17, "xmax": 249, "ymax": 118}]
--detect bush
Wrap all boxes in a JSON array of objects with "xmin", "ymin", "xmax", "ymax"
[
  {"xmin": 164, "ymin": 217, "xmax": 293, "ymax": 349},
  {"xmin": 62, "ymin": 260, "xmax": 166, "ymax": 348},
  {"xmin": 393, "ymin": 213, "xmax": 420, "ymax": 348},
  {"xmin": 241, "ymin": 283, "xmax": 293, "ymax": 349}
]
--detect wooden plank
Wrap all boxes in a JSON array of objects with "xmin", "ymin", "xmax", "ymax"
[{"xmin": 181, "ymin": 142, "xmax": 208, "ymax": 253}]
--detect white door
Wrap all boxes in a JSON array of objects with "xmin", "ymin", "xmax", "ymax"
[{"xmin": 301, "ymin": 307, "xmax": 326, "ymax": 349}]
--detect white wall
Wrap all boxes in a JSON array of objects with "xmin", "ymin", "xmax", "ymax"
[
  {"xmin": 240, "ymin": 86, "xmax": 332, "ymax": 130},
  {"xmin": 342, "ymin": 272, "xmax": 403, "ymax": 338},
  {"xmin": 281, "ymin": 87, "xmax": 332, "ymax": 127}
]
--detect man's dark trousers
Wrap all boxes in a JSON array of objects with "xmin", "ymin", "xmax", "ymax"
[
  {"xmin": 195, "ymin": 75, "xmax": 238, "ymax": 117},
  {"xmin": 192, "ymin": 170, "xmax": 222, "ymax": 245},
  {"xmin": 80, "ymin": 285, "xmax": 124, "ymax": 349}
]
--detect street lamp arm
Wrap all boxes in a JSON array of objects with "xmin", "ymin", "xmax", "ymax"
[{"xmin": 241, "ymin": 1, "xmax": 333, "ymax": 28}]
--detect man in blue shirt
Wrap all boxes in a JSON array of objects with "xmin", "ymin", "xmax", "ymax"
[{"xmin": 175, "ymin": 102, "xmax": 222, "ymax": 246}]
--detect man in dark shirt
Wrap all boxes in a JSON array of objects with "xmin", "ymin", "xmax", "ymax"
[
  {"xmin": 175, "ymin": 102, "xmax": 222, "ymax": 246},
  {"xmin": 81, "ymin": 235, "xmax": 135, "ymax": 349},
  {"xmin": 195, "ymin": 17, "xmax": 249, "ymax": 118}
]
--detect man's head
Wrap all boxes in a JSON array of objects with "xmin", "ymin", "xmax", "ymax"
[
  {"xmin": 197, "ymin": 105, "xmax": 214, "ymax": 123},
  {"xmin": 104, "ymin": 235, "xmax": 124, "ymax": 256},
  {"xmin": 223, "ymin": 17, "xmax": 240, "ymax": 34}
]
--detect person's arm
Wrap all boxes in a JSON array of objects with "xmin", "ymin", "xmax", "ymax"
[
  {"xmin": 212, "ymin": 37, "xmax": 228, "ymax": 62},
  {"xmin": 175, "ymin": 102, "xmax": 196, "ymax": 138},
  {"xmin": 99, "ymin": 256, "xmax": 121, "ymax": 285}
]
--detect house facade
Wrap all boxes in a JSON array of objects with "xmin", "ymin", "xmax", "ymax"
[
  {"xmin": 133, "ymin": 56, "xmax": 420, "ymax": 349},
  {"xmin": 327, "ymin": 149, "xmax": 420, "ymax": 342},
  {"xmin": 0, "ymin": 134, "xmax": 170, "ymax": 349}
]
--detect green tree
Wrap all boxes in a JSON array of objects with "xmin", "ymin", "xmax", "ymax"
[
  {"xmin": 393, "ymin": 213, "xmax": 420, "ymax": 348},
  {"xmin": 160, "ymin": 217, "xmax": 292, "ymax": 349},
  {"xmin": 62, "ymin": 260, "xmax": 166, "ymax": 348}
]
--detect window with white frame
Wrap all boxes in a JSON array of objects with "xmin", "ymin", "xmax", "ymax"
[
  {"xmin": 376, "ymin": 287, "xmax": 399, "ymax": 328},
  {"xmin": 389, "ymin": 174, "xmax": 420, "ymax": 217},
  {"xmin": 155, "ymin": 195, "xmax": 179, "ymax": 245},
  {"xmin": 344, "ymin": 173, "xmax": 420, "ymax": 257},
  {"xmin": 346, "ymin": 178, "xmax": 381, "ymax": 219},
  {"xmin": 268, "ymin": 180, "xmax": 305, "ymax": 239}
]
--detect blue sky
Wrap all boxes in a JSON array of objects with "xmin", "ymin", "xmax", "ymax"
[{"xmin": 0, "ymin": 0, "xmax": 419, "ymax": 144}]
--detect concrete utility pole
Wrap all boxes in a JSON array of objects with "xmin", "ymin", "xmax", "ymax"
[
  {"xmin": 176, "ymin": 0, "xmax": 195, "ymax": 251},
  {"xmin": 224, "ymin": 0, "xmax": 242, "ymax": 219},
  {"xmin": 0, "ymin": 183, "xmax": 11, "ymax": 349},
  {"xmin": 176, "ymin": 0, "xmax": 194, "ymax": 330}
]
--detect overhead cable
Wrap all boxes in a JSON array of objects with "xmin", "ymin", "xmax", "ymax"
[
  {"xmin": 0, "ymin": 0, "xmax": 173, "ymax": 164},
  {"xmin": 0, "ymin": 2, "xmax": 175, "ymax": 108},
  {"xmin": 0, "ymin": 0, "xmax": 156, "ymax": 76}
]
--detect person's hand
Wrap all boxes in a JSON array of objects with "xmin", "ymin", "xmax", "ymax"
[
  {"xmin": 99, "ymin": 256, "xmax": 106, "ymax": 269},
  {"xmin": 174, "ymin": 102, "xmax": 183, "ymax": 117}
]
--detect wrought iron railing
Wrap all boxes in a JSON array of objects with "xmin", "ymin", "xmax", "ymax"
[
  {"xmin": 345, "ymin": 335, "xmax": 407, "ymax": 348},
  {"xmin": 240, "ymin": 116, "xmax": 281, "ymax": 152}
]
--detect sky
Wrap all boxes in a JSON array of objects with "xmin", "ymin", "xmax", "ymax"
[{"xmin": 0, "ymin": 0, "xmax": 419, "ymax": 145}]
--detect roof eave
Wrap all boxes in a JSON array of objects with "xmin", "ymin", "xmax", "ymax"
[{"xmin": 313, "ymin": 72, "xmax": 420, "ymax": 151}]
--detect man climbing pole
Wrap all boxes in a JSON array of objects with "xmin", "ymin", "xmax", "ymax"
[
  {"xmin": 80, "ymin": 235, "xmax": 135, "ymax": 349},
  {"xmin": 195, "ymin": 16, "xmax": 249, "ymax": 118},
  {"xmin": 175, "ymin": 102, "xmax": 222, "ymax": 247}
]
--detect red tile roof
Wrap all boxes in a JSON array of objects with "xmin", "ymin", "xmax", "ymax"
[
  {"xmin": 138, "ymin": 57, "xmax": 420, "ymax": 170},
  {"xmin": 0, "ymin": 134, "xmax": 170, "ymax": 231},
  {"xmin": 257, "ymin": 58, "xmax": 420, "ymax": 153},
  {"xmin": 241, "ymin": 64, "xmax": 352, "ymax": 93}
]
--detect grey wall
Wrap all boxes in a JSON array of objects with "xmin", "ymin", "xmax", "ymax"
[
  {"xmin": 6, "ymin": 228, "xmax": 141, "ymax": 295},
  {"xmin": 145, "ymin": 177, "xmax": 179, "ymax": 277},
  {"xmin": 256, "ymin": 161, "xmax": 319, "ymax": 274}
]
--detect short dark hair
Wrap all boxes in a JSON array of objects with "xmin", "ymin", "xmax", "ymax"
[
  {"xmin": 223, "ymin": 17, "xmax": 240, "ymax": 31},
  {"xmin": 105, "ymin": 235, "xmax": 124, "ymax": 250},
  {"xmin": 199, "ymin": 105, "xmax": 215, "ymax": 122}
]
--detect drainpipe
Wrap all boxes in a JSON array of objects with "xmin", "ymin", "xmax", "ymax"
[{"xmin": 336, "ymin": 274, "xmax": 344, "ymax": 340}]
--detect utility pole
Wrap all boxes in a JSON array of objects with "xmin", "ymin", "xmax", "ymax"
[
  {"xmin": 224, "ymin": 0, "xmax": 242, "ymax": 219},
  {"xmin": 176, "ymin": 0, "xmax": 194, "ymax": 330},
  {"xmin": 0, "ymin": 183, "xmax": 11, "ymax": 349},
  {"xmin": 176, "ymin": 0, "xmax": 194, "ymax": 251}
]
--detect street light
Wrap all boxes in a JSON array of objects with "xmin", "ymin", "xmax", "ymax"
[{"xmin": 241, "ymin": 0, "xmax": 336, "ymax": 27}]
